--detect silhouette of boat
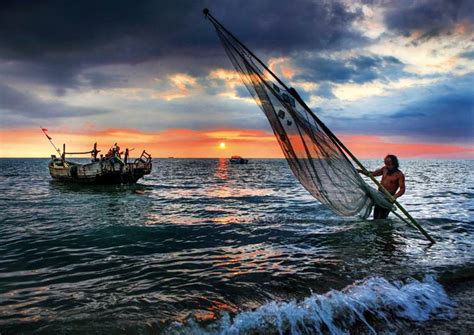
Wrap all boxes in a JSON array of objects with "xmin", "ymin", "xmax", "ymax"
[
  {"xmin": 48, "ymin": 143, "xmax": 152, "ymax": 184},
  {"xmin": 229, "ymin": 155, "xmax": 248, "ymax": 164}
]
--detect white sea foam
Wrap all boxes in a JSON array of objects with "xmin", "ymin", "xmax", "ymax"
[{"xmin": 171, "ymin": 276, "xmax": 455, "ymax": 334}]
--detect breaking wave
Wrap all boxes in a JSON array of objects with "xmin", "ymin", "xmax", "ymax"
[{"xmin": 170, "ymin": 276, "xmax": 454, "ymax": 334}]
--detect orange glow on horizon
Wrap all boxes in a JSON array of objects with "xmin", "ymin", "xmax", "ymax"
[{"xmin": 0, "ymin": 127, "xmax": 472, "ymax": 159}]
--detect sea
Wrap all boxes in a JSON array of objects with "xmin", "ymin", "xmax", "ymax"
[{"xmin": 0, "ymin": 158, "xmax": 473, "ymax": 334}]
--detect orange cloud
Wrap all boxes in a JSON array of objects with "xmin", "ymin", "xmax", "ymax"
[
  {"xmin": 207, "ymin": 68, "xmax": 255, "ymax": 102},
  {"xmin": 151, "ymin": 73, "xmax": 200, "ymax": 101},
  {"xmin": 340, "ymin": 135, "xmax": 474, "ymax": 159},
  {"xmin": 207, "ymin": 69, "xmax": 241, "ymax": 89},
  {"xmin": 1, "ymin": 128, "xmax": 472, "ymax": 159},
  {"xmin": 454, "ymin": 20, "xmax": 471, "ymax": 35},
  {"xmin": 268, "ymin": 57, "xmax": 296, "ymax": 79}
]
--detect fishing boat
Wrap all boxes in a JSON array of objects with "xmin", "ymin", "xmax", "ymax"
[
  {"xmin": 229, "ymin": 155, "xmax": 248, "ymax": 164},
  {"xmin": 42, "ymin": 129, "xmax": 152, "ymax": 184}
]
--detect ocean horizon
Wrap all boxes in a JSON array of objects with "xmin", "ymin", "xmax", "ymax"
[{"xmin": 2, "ymin": 157, "xmax": 473, "ymax": 160}]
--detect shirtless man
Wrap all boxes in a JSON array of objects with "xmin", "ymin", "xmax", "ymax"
[{"xmin": 357, "ymin": 155, "xmax": 405, "ymax": 220}]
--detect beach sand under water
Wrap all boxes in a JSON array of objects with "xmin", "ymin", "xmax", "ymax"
[{"xmin": 0, "ymin": 158, "xmax": 473, "ymax": 334}]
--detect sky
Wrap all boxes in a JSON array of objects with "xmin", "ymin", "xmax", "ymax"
[{"xmin": 0, "ymin": 0, "xmax": 473, "ymax": 158}]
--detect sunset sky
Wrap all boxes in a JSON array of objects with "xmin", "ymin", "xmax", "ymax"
[{"xmin": 0, "ymin": 0, "xmax": 473, "ymax": 158}]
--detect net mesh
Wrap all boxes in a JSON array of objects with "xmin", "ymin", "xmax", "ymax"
[{"xmin": 210, "ymin": 18, "xmax": 392, "ymax": 218}]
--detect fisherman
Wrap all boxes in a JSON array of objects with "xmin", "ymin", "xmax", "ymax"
[
  {"xmin": 124, "ymin": 148, "xmax": 129, "ymax": 164},
  {"xmin": 357, "ymin": 155, "xmax": 405, "ymax": 220},
  {"xmin": 91, "ymin": 142, "xmax": 99, "ymax": 162},
  {"xmin": 114, "ymin": 143, "xmax": 122, "ymax": 158},
  {"xmin": 105, "ymin": 146, "xmax": 114, "ymax": 158}
]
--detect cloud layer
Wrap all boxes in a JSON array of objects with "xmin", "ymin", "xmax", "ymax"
[{"xmin": 0, "ymin": 0, "xmax": 472, "ymax": 157}]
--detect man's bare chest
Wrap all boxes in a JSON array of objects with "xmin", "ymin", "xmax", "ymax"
[{"xmin": 382, "ymin": 174, "xmax": 399, "ymax": 185}]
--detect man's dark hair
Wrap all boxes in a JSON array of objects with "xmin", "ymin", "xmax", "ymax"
[{"xmin": 385, "ymin": 154, "xmax": 399, "ymax": 170}]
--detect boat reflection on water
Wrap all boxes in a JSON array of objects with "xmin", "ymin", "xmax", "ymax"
[{"xmin": 49, "ymin": 178, "xmax": 152, "ymax": 195}]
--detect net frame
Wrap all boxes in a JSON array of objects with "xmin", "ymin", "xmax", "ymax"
[
  {"xmin": 203, "ymin": 9, "xmax": 435, "ymax": 243},
  {"xmin": 210, "ymin": 14, "xmax": 389, "ymax": 218}
]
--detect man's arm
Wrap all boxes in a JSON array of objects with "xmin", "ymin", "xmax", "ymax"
[
  {"xmin": 357, "ymin": 167, "xmax": 384, "ymax": 177},
  {"xmin": 395, "ymin": 173, "xmax": 405, "ymax": 198}
]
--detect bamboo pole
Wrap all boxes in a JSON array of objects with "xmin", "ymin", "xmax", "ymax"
[
  {"xmin": 40, "ymin": 127, "xmax": 61, "ymax": 157},
  {"xmin": 203, "ymin": 8, "xmax": 435, "ymax": 243},
  {"xmin": 389, "ymin": 208, "xmax": 415, "ymax": 227},
  {"xmin": 64, "ymin": 150, "xmax": 94, "ymax": 155},
  {"xmin": 40, "ymin": 127, "xmax": 69, "ymax": 167}
]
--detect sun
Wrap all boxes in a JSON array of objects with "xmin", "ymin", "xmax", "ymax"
[{"xmin": 219, "ymin": 142, "xmax": 226, "ymax": 149}]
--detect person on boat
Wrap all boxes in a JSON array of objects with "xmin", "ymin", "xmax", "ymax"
[
  {"xmin": 357, "ymin": 154, "xmax": 405, "ymax": 220},
  {"xmin": 105, "ymin": 146, "xmax": 114, "ymax": 158},
  {"xmin": 114, "ymin": 143, "xmax": 123, "ymax": 158},
  {"xmin": 91, "ymin": 142, "xmax": 99, "ymax": 162},
  {"xmin": 124, "ymin": 148, "xmax": 129, "ymax": 164}
]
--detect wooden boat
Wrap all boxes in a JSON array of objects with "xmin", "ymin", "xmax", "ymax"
[
  {"xmin": 48, "ymin": 143, "xmax": 152, "ymax": 184},
  {"xmin": 229, "ymin": 155, "xmax": 248, "ymax": 164}
]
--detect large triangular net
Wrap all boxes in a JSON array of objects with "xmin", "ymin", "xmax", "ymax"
[{"xmin": 209, "ymin": 17, "xmax": 392, "ymax": 218}]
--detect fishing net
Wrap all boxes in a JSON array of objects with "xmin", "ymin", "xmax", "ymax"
[{"xmin": 208, "ymin": 15, "xmax": 392, "ymax": 218}]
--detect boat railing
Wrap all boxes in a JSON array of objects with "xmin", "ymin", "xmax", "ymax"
[
  {"xmin": 134, "ymin": 150, "xmax": 152, "ymax": 169},
  {"xmin": 60, "ymin": 143, "xmax": 100, "ymax": 161}
]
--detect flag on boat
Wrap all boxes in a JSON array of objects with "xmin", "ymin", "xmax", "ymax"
[{"xmin": 41, "ymin": 127, "xmax": 52, "ymax": 140}]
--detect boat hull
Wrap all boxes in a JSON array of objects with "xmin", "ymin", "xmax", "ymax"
[
  {"xmin": 49, "ymin": 159, "xmax": 151, "ymax": 184},
  {"xmin": 229, "ymin": 158, "xmax": 248, "ymax": 164}
]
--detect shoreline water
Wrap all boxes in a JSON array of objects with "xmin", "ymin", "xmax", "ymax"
[
  {"xmin": 0, "ymin": 158, "xmax": 473, "ymax": 334},
  {"xmin": 414, "ymin": 279, "xmax": 474, "ymax": 334},
  {"xmin": 2, "ymin": 270, "xmax": 471, "ymax": 334}
]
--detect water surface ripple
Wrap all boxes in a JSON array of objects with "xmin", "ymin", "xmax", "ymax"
[{"xmin": 0, "ymin": 158, "xmax": 472, "ymax": 334}]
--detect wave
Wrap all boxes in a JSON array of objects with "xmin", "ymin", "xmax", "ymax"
[{"xmin": 170, "ymin": 276, "xmax": 454, "ymax": 334}]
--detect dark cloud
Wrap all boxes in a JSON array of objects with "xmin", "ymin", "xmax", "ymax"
[
  {"xmin": 388, "ymin": 94, "xmax": 473, "ymax": 141},
  {"xmin": 1, "ymin": 0, "xmax": 470, "ymax": 144},
  {"xmin": 314, "ymin": 83, "xmax": 336, "ymax": 99},
  {"xmin": 80, "ymin": 73, "xmax": 129, "ymax": 90},
  {"xmin": 0, "ymin": 0, "xmax": 365, "ymax": 89},
  {"xmin": 327, "ymin": 74, "xmax": 474, "ymax": 142},
  {"xmin": 459, "ymin": 50, "xmax": 474, "ymax": 59},
  {"xmin": 384, "ymin": 0, "xmax": 474, "ymax": 39},
  {"xmin": 214, "ymin": 1, "xmax": 366, "ymax": 52},
  {"xmin": 0, "ymin": 83, "xmax": 110, "ymax": 124},
  {"xmin": 110, "ymin": 95, "xmax": 270, "ymax": 132},
  {"xmin": 235, "ymin": 86, "xmax": 252, "ymax": 99},
  {"xmin": 294, "ymin": 54, "xmax": 404, "ymax": 87}
]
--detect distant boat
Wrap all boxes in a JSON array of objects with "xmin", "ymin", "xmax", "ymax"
[
  {"xmin": 229, "ymin": 155, "xmax": 248, "ymax": 164},
  {"xmin": 48, "ymin": 142, "xmax": 152, "ymax": 184}
]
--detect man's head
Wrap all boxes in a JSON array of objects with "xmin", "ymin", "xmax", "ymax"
[{"xmin": 384, "ymin": 154, "xmax": 399, "ymax": 173}]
